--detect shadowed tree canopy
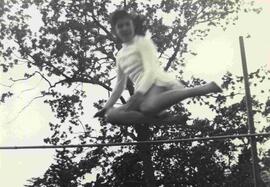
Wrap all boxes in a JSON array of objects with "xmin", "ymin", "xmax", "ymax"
[{"xmin": 0, "ymin": 0, "xmax": 269, "ymax": 186}]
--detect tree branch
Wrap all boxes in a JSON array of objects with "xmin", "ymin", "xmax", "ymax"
[
  {"xmin": 5, "ymin": 95, "xmax": 46, "ymax": 125},
  {"xmin": 164, "ymin": 1, "xmax": 207, "ymax": 71},
  {"xmin": 196, "ymin": 11, "xmax": 234, "ymax": 25},
  {"xmin": 49, "ymin": 76, "xmax": 127, "ymax": 104},
  {"xmin": 13, "ymin": 38, "xmax": 73, "ymax": 82},
  {"xmin": 77, "ymin": 118, "xmax": 86, "ymax": 133},
  {"xmin": 9, "ymin": 71, "xmax": 53, "ymax": 88},
  {"xmin": 164, "ymin": 38, "xmax": 182, "ymax": 71},
  {"xmin": 90, "ymin": 9, "xmax": 115, "ymax": 42}
]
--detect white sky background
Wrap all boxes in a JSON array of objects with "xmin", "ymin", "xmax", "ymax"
[{"xmin": 0, "ymin": 0, "xmax": 270, "ymax": 186}]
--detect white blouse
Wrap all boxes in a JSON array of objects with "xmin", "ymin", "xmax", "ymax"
[{"xmin": 104, "ymin": 35, "xmax": 180, "ymax": 109}]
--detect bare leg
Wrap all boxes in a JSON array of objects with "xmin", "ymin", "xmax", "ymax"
[
  {"xmin": 105, "ymin": 81, "xmax": 221, "ymax": 125},
  {"xmin": 106, "ymin": 107, "xmax": 147, "ymax": 125},
  {"xmin": 140, "ymin": 81, "xmax": 221, "ymax": 115},
  {"xmin": 106, "ymin": 106, "xmax": 187, "ymax": 125}
]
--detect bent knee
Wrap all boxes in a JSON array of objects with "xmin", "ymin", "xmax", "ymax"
[
  {"xmin": 106, "ymin": 108, "xmax": 119, "ymax": 124},
  {"xmin": 139, "ymin": 102, "xmax": 156, "ymax": 116}
]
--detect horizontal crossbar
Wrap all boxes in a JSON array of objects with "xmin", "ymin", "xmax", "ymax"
[{"xmin": 1, "ymin": 132, "xmax": 270, "ymax": 150}]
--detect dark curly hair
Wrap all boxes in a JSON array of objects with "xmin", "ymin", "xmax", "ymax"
[{"xmin": 110, "ymin": 9, "xmax": 147, "ymax": 36}]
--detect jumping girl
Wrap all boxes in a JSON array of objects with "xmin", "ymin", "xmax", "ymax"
[{"xmin": 94, "ymin": 9, "xmax": 222, "ymax": 125}]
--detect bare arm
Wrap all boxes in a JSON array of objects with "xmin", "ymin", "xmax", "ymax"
[{"xmin": 104, "ymin": 63, "xmax": 127, "ymax": 109}]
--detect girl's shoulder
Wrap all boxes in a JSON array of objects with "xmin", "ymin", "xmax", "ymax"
[
  {"xmin": 116, "ymin": 35, "xmax": 154, "ymax": 59},
  {"xmin": 135, "ymin": 35, "xmax": 151, "ymax": 43},
  {"xmin": 135, "ymin": 35, "xmax": 157, "ymax": 52},
  {"xmin": 135, "ymin": 35, "xmax": 156, "ymax": 47}
]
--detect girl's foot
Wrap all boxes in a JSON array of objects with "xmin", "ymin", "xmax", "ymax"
[
  {"xmin": 208, "ymin": 81, "xmax": 222, "ymax": 93},
  {"xmin": 156, "ymin": 110, "xmax": 170, "ymax": 118}
]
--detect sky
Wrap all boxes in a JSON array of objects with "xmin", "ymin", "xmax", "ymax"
[{"xmin": 0, "ymin": 0, "xmax": 270, "ymax": 186}]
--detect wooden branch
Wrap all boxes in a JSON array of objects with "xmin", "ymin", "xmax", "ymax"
[
  {"xmin": 164, "ymin": 1, "xmax": 205, "ymax": 71},
  {"xmin": 164, "ymin": 38, "xmax": 182, "ymax": 71},
  {"xmin": 5, "ymin": 95, "xmax": 45, "ymax": 124},
  {"xmin": 90, "ymin": 9, "xmax": 115, "ymax": 41},
  {"xmin": 12, "ymin": 19, "xmax": 126, "ymax": 105},
  {"xmin": 50, "ymin": 77, "xmax": 127, "ymax": 104},
  {"xmin": 8, "ymin": 71, "xmax": 52, "ymax": 89}
]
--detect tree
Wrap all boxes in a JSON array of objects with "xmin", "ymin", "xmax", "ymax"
[{"xmin": 0, "ymin": 0, "xmax": 269, "ymax": 186}]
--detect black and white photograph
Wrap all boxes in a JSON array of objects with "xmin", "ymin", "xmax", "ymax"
[{"xmin": 0, "ymin": 0, "xmax": 270, "ymax": 186}]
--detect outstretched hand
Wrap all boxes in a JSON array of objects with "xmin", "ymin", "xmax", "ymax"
[{"xmin": 93, "ymin": 108, "xmax": 107, "ymax": 118}]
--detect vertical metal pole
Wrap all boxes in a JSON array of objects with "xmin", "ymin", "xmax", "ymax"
[{"xmin": 239, "ymin": 36, "xmax": 260, "ymax": 187}]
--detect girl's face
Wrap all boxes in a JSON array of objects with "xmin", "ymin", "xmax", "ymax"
[{"xmin": 114, "ymin": 17, "xmax": 135, "ymax": 43}]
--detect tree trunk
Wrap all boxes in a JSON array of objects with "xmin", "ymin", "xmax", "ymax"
[
  {"xmin": 135, "ymin": 124, "xmax": 155, "ymax": 187},
  {"xmin": 126, "ymin": 74, "xmax": 155, "ymax": 186}
]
